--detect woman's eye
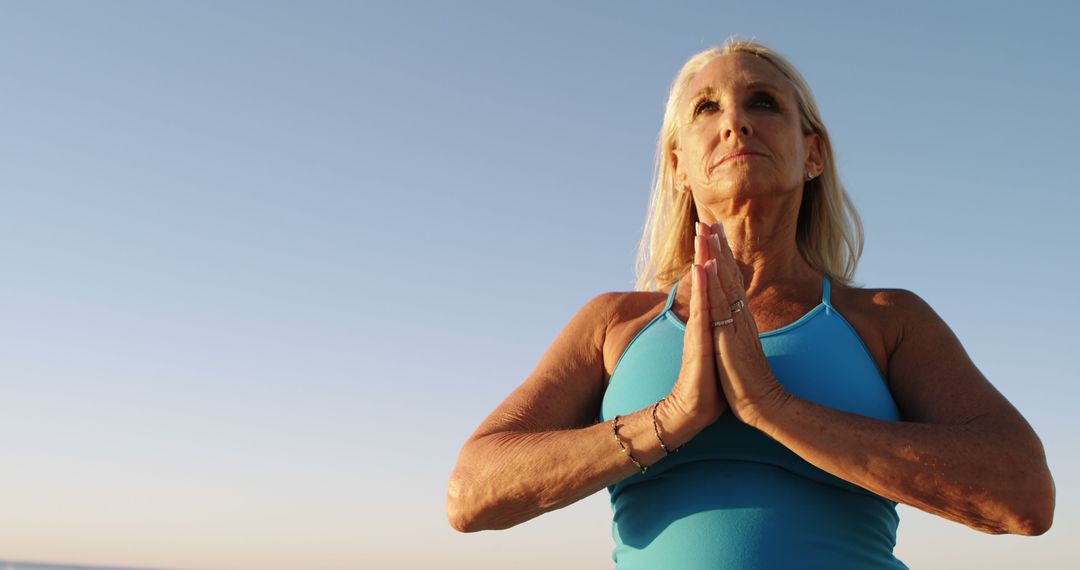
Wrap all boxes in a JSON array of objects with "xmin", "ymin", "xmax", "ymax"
[
  {"xmin": 750, "ymin": 94, "xmax": 778, "ymax": 109},
  {"xmin": 694, "ymin": 100, "xmax": 719, "ymax": 116}
]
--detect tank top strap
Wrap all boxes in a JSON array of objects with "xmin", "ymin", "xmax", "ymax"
[{"xmin": 665, "ymin": 280, "xmax": 680, "ymax": 312}]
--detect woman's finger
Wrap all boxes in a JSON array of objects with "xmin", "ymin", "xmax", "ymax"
[
  {"xmin": 687, "ymin": 263, "xmax": 712, "ymax": 353},
  {"xmin": 711, "ymin": 223, "xmax": 745, "ymax": 290},
  {"xmin": 709, "ymin": 228, "xmax": 760, "ymax": 337},
  {"xmin": 705, "ymin": 259, "xmax": 733, "ymax": 328},
  {"xmin": 681, "ymin": 263, "xmax": 718, "ymax": 396},
  {"xmin": 708, "ymin": 233, "xmax": 741, "ymax": 302},
  {"xmin": 694, "ymin": 232, "xmax": 708, "ymax": 267},
  {"xmin": 699, "ymin": 222, "xmax": 726, "ymax": 275},
  {"xmin": 691, "ymin": 228, "xmax": 714, "ymax": 350},
  {"xmin": 709, "ymin": 241, "xmax": 747, "ymax": 335}
]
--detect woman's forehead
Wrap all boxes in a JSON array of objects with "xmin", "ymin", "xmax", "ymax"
[{"xmin": 682, "ymin": 53, "xmax": 791, "ymax": 104}]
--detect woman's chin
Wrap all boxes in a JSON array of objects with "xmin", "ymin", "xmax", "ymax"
[{"xmin": 709, "ymin": 179, "xmax": 790, "ymax": 201}]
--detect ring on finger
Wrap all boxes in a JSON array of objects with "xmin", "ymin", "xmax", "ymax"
[
  {"xmin": 729, "ymin": 298, "xmax": 745, "ymax": 314},
  {"xmin": 711, "ymin": 317, "xmax": 735, "ymax": 327}
]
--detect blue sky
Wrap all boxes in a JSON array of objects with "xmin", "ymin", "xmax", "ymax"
[{"xmin": 1, "ymin": 2, "xmax": 1076, "ymax": 568}]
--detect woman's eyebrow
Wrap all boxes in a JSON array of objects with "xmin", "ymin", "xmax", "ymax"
[
  {"xmin": 744, "ymin": 81, "xmax": 785, "ymax": 94},
  {"xmin": 688, "ymin": 81, "xmax": 785, "ymax": 102},
  {"xmin": 688, "ymin": 85, "xmax": 719, "ymax": 102}
]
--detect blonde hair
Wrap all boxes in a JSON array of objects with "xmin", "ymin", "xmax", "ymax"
[{"xmin": 633, "ymin": 39, "xmax": 864, "ymax": 292}]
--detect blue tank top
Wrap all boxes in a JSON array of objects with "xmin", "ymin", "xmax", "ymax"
[{"xmin": 599, "ymin": 276, "xmax": 908, "ymax": 569}]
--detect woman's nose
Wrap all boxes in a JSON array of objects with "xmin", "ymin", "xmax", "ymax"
[{"xmin": 721, "ymin": 110, "xmax": 753, "ymax": 140}]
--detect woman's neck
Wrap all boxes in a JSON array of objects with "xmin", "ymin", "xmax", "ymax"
[{"xmin": 698, "ymin": 193, "xmax": 818, "ymax": 295}]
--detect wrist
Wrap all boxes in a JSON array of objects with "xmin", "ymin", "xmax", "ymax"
[
  {"xmin": 744, "ymin": 382, "xmax": 794, "ymax": 434},
  {"xmin": 651, "ymin": 398, "xmax": 683, "ymax": 455},
  {"xmin": 655, "ymin": 396, "xmax": 703, "ymax": 449}
]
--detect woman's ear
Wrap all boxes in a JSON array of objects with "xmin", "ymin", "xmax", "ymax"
[
  {"xmin": 804, "ymin": 133, "xmax": 824, "ymax": 177},
  {"xmin": 671, "ymin": 149, "xmax": 689, "ymax": 192}
]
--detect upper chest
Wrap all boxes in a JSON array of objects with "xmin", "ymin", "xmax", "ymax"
[{"xmin": 602, "ymin": 284, "xmax": 898, "ymax": 389}]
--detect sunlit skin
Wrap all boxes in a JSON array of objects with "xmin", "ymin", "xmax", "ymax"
[
  {"xmin": 671, "ymin": 52, "xmax": 823, "ymax": 301},
  {"xmin": 447, "ymin": 52, "xmax": 1054, "ymax": 538},
  {"xmin": 669, "ymin": 52, "xmax": 827, "ymax": 419},
  {"xmin": 672, "ymin": 53, "xmax": 1054, "ymax": 535}
]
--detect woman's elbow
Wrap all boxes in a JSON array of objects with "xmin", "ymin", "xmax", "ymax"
[
  {"xmin": 447, "ymin": 505, "xmax": 480, "ymax": 533},
  {"xmin": 446, "ymin": 470, "xmax": 526, "ymax": 533},
  {"xmin": 1011, "ymin": 504, "xmax": 1054, "ymax": 536},
  {"xmin": 1008, "ymin": 471, "xmax": 1056, "ymax": 536},
  {"xmin": 1019, "ymin": 498, "xmax": 1055, "ymax": 536},
  {"xmin": 447, "ymin": 472, "xmax": 501, "ymax": 533},
  {"xmin": 446, "ymin": 474, "xmax": 479, "ymax": 532}
]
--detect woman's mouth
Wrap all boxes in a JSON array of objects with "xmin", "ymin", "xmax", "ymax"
[{"xmin": 718, "ymin": 150, "xmax": 765, "ymax": 165}]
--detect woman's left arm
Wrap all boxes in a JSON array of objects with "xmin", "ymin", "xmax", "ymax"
[{"xmin": 748, "ymin": 290, "xmax": 1056, "ymax": 536}]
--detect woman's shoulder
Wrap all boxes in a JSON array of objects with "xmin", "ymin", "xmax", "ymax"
[
  {"xmin": 571, "ymin": 290, "xmax": 665, "ymax": 327},
  {"xmin": 833, "ymin": 280, "xmax": 918, "ymax": 304},
  {"xmin": 608, "ymin": 289, "xmax": 670, "ymax": 314},
  {"xmin": 566, "ymin": 290, "xmax": 667, "ymax": 346},
  {"xmin": 832, "ymin": 282, "xmax": 932, "ymax": 327},
  {"xmin": 596, "ymin": 289, "xmax": 675, "ymax": 333},
  {"xmin": 835, "ymin": 283, "xmax": 955, "ymax": 349},
  {"xmin": 576, "ymin": 289, "xmax": 669, "ymax": 323}
]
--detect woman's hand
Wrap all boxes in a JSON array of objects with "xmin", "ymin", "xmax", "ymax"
[
  {"xmin": 699, "ymin": 222, "xmax": 791, "ymax": 427},
  {"xmin": 659, "ymin": 224, "xmax": 730, "ymax": 441}
]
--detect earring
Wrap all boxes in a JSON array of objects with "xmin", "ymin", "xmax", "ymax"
[{"xmin": 805, "ymin": 171, "xmax": 815, "ymax": 181}]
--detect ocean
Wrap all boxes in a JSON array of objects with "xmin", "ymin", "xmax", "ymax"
[{"xmin": 0, "ymin": 562, "xmax": 172, "ymax": 570}]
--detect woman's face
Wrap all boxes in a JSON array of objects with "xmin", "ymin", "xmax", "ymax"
[{"xmin": 672, "ymin": 53, "xmax": 822, "ymax": 204}]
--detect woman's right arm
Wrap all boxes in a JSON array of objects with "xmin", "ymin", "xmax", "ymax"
[
  {"xmin": 445, "ymin": 292, "xmax": 673, "ymax": 532},
  {"xmin": 447, "ymin": 237, "xmax": 726, "ymax": 532}
]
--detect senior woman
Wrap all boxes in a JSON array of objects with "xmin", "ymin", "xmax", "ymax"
[{"xmin": 446, "ymin": 40, "xmax": 1055, "ymax": 568}]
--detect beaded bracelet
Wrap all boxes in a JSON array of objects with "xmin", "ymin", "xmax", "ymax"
[
  {"xmin": 651, "ymin": 397, "xmax": 681, "ymax": 455},
  {"xmin": 611, "ymin": 415, "xmax": 647, "ymax": 474}
]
